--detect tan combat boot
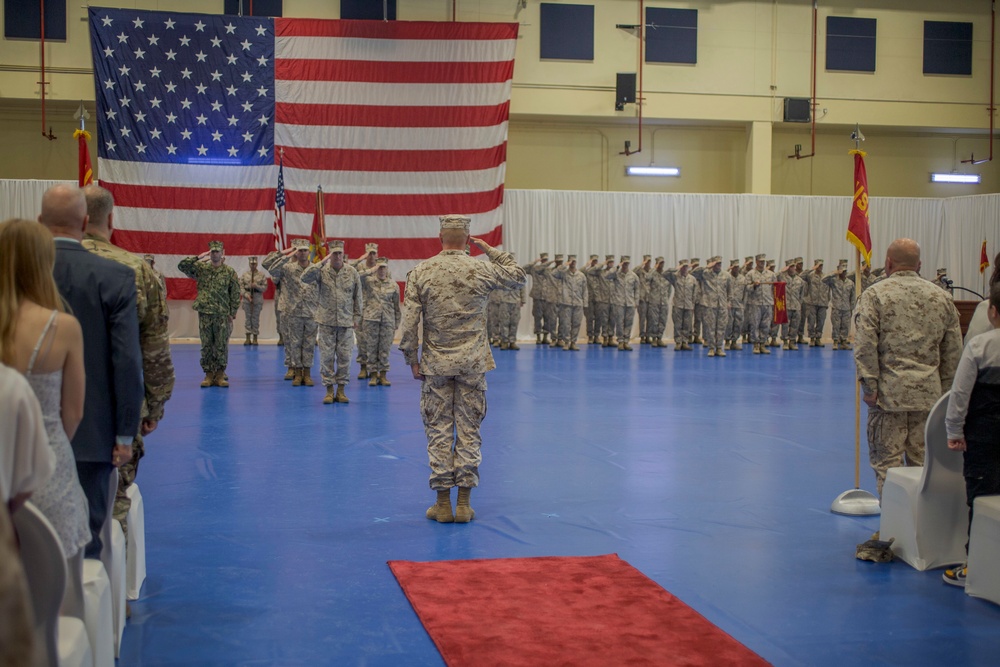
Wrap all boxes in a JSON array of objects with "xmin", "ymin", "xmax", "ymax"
[
  {"xmin": 302, "ymin": 368, "xmax": 314, "ymax": 387},
  {"xmin": 716, "ymin": 347, "xmax": 727, "ymax": 357},
  {"xmin": 284, "ymin": 367, "xmax": 295, "ymax": 381},
  {"xmin": 509, "ymin": 342, "xmax": 520, "ymax": 350},
  {"xmin": 707, "ymin": 347, "xmax": 716, "ymax": 357},
  {"xmin": 379, "ymin": 371, "xmax": 391, "ymax": 386},
  {"xmin": 426, "ymin": 489, "xmax": 454, "ymax": 523},
  {"xmin": 499, "ymin": 342, "xmax": 509, "ymax": 350},
  {"xmin": 252, "ymin": 334, "xmax": 258, "ymax": 346},
  {"xmin": 369, "ymin": 373, "xmax": 379, "ymax": 386},
  {"xmin": 244, "ymin": 334, "xmax": 251, "ymax": 346},
  {"xmin": 623, "ymin": 341, "xmax": 633, "ymax": 351},
  {"xmin": 569, "ymin": 342, "xmax": 579, "ymax": 351},
  {"xmin": 761, "ymin": 345, "xmax": 771, "ymax": 355},
  {"xmin": 214, "ymin": 370, "xmax": 230, "ymax": 388},
  {"xmin": 200, "ymin": 373, "xmax": 213, "ymax": 388},
  {"xmin": 357, "ymin": 364, "xmax": 368, "ymax": 380},
  {"xmin": 335, "ymin": 385, "xmax": 349, "ymax": 403},
  {"xmin": 753, "ymin": 344, "xmax": 761, "ymax": 354},
  {"xmin": 455, "ymin": 487, "xmax": 475, "ymax": 523},
  {"xmin": 617, "ymin": 341, "xmax": 625, "ymax": 350},
  {"xmin": 323, "ymin": 386, "xmax": 335, "ymax": 404},
  {"xmin": 292, "ymin": 368, "xmax": 303, "ymax": 386}
]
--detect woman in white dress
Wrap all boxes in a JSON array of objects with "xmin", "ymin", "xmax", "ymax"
[{"xmin": 0, "ymin": 218, "xmax": 90, "ymax": 559}]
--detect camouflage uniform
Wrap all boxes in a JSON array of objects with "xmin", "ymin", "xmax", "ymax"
[
  {"xmin": 301, "ymin": 259, "xmax": 362, "ymax": 388},
  {"xmin": 854, "ymin": 269, "xmax": 963, "ymax": 496},
  {"xmin": 263, "ymin": 252, "xmax": 319, "ymax": 371},
  {"xmin": 746, "ymin": 258, "xmax": 776, "ymax": 350},
  {"xmin": 487, "ymin": 289, "xmax": 502, "ymax": 344},
  {"xmin": 692, "ymin": 261, "xmax": 729, "ymax": 353},
  {"xmin": 85, "ymin": 234, "xmax": 175, "ymax": 532},
  {"xmin": 931, "ymin": 269, "xmax": 950, "ymax": 292},
  {"xmin": 272, "ymin": 276, "xmax": 285, "ymax": 345},
  {"xmin": 604, "ymin": 261, "xmax": 639, "ymax": 348},
  {"xmin": 178, "ymin": 254, "xmax": 240, "ymax": 373},
  {"xmin": 352, "ymin": 247, "xmax": 383, "ymax": 372},
  {"xmin": 262, "ymin": 254, "xmax": 291, "ymax": 359},
  {"xmin": 540, "ymin": 257, "xmax": 563, "ymax": 344},
  {"xmin": 781, "ymin": 265, "xmax": 805, "ymax": 349},
  {"xmin": 665, "ymin": 265, "xmax": 697, "ymax": 347},
  {"xmin": 399, "ymin": 235, "xmax": 526, "ymax": 492},
  {"xmin": 725, "ymin": 262, "xmax": 749, "ymax": 349},
  {"xmin": 553, "ymin": 262, "xmax": 589, "ymax": 349},
  {"xmin": 802, "ymin": 266, "xmax": 831, "ymax": 343},
  {"xmin": 582, "ymin": 255, "xmax": 600, "ymax": 341},
  {"xmin": 359, "ymin": 266, "xmax": 400, "ymax": 374},
  {"xmin": 239, "ymin": 265, "xmax": 268, "ymax": 336},
  {"xmin": 634, "ymin": 258, "xmax": 652, "ymax": 342},
  {"xmin": 585, "ymin": 256, "xmax": 615, "ymax": 344},
  {"xmin": 824, "ymin": 270, "xmax": 857, "ymax": 347},
  {"xmin": 522, "ymin": 256, "xmax": 546, "ymax": 340},
  {"xmin": 497, "ymin": 280, "xmax": 525, "ymax": 348},
  {"xmin": 647, "ymin": 261, "xmax": 672, "ymax": 345}
]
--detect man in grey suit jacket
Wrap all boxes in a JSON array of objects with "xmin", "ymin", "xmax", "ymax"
[{"xmin": 39, "ymin": 184, "xmax": 144, "ymax": 557}]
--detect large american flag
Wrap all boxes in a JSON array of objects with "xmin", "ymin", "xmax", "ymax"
[{"xmin": 89, "ymin": 7, "xmax": 517, "ymax": 299}]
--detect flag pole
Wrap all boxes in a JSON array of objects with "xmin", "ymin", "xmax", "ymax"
[{"xmin": 832, "ymin": 124, "xmax": 880, "ymax": 516}]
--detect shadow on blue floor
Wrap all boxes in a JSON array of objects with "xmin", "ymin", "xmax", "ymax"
[{"xmin": 119, "ymin": 342, "xmax": 1000, "ymax": 666}]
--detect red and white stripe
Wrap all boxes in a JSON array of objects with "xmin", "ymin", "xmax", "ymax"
[{"xmin": 99, "ymin": 18, "xmax": 518, "ymax": 300}]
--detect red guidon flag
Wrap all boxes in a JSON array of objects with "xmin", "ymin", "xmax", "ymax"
[
  {"xmin": 846, "ymin": 150, "xmax": 872, "ymax": 264},
  {"xmin": 981, "ymin": 240, "xmax": 989, "ymax": 274},
  {"xmin": 309, "ymin": 187, "xmax": 327, "ymax": 263},
  {"xmin": 772, "ymin": 282, "xmax": 788, "ymax": 325},
  {"xmin": 74, "ymin": 129, "xmax": 94, "ymax": 187}
]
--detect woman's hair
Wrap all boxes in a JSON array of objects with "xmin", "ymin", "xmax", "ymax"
[
  {"xmin": 991, "ymin": 251, "xmax": 1000, "ymax": 289},
  {"xmin": 0, "ymin": 218, "xmax": 64, "ymax": 365},
  {"xmin": 991, "ymin": 282, "xmax": 1000, "ymax": 313}
]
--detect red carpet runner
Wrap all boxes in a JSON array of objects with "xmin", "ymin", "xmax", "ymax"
[{"xmin": 388, "ymin": 553, "xmax": 770, "ymax": 666}]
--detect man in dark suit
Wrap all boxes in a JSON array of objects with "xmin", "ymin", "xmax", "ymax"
[{"xmin": 38, "ymin": 184, "xmax": 144, "ymax": 557}]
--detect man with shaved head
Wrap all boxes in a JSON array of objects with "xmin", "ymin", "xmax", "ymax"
[
  {"xmin": 854, "ymin": 238, "xmax": 963, "ymax": 497},
  {"xmin": 40, "ymin": 184, "xmax": 144, "ymax": 557}
]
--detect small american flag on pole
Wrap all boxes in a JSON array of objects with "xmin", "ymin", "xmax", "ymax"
[
  {"xmin": 273, "ymin": 151, "xmax": 286, "ymax": 252},
  {"xmin": 89, "ymin": 7, "xmax": 517, "ymax": 299}
]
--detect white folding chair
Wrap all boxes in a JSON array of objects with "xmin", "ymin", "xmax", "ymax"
[
  {"xmin": 12, "ymin": 502, "xmax": 93, "ymax": 667},
  {"xmin": 966, "ymin": 495, "xmax": 1000, "ymax": 605},
  {"xmin": 126, "ymin": 482, "xmax": 147, "ymax": 600},
  {"xmin": 879, "ymin": 391, "xmax": 969, "ymax": 570},
  {"xmin": 99, "ymin": 470, "xmax": 127, "ymax": 656},
  {"xmin": 81, "ymin": 557, "xmax": 116, "ymax": 667}
]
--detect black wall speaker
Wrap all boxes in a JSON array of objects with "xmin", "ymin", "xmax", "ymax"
[
  {"xmin": 616, "ymin": 73, "xmax": 637, "ymax": 110},
  {"xmin": 783, "ymin": 98, "xmax": 811, "ymax": 123}
]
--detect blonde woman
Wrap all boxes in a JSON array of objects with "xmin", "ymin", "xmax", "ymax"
[{"xmin": 0, "ymin": 218, "xmax": 90, "ymax": 558}]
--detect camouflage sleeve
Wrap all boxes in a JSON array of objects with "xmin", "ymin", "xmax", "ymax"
[
  {"xmin": 353, "ymin": 272, "xmax": 364, "ymax": 320},
  {"xmin": 228, "ymin": 270, "xmax": 241, "ymax": 318},
  {"xmin": 823, "ymin": 274, "xmax": 836, "ymax": 288},
  {"xmin": 398, "ymin": 271, "xmax": 422, "ymax": 367},
  {"xmin": 483, "ymin": 244, "xmax": 527, "ymax": 290},
  {"xmin": 853, "ymin": 290, "xmax": 880, "ymax": 397},
  {"xmin": 520, "ymin": 286, "xmax": 526, "ymax": 305},
  {"xmin": 582, "ymin": 278, "xmax": 589, "ymax": 304},
  {"xmin": 254, "ymin": 272, "xmax": 268, "ymax": 292},
  {"xmin": 393, "ymin": 287, "xmax": 401, "ymax": 328},
  {"xmin": 177, "ymin": 256, "xmax": 202, "ymax": 279},
  {"xmin": 691, "ymin": 266, "xmax": 705, "ymax": 282},
  {"xmin": 299, "ymin": 263, "xmax": 321, "ymax": 284},
  {"xmin": 261, "ymin": 251, "xmax": 287, "ymax": 278},
  {"xmin": 938, "ymin": 304, "xmax": 963, "ymax": 390},
  {"xmin": 137, "ymin": 263, "xmax": 175, "ymax": 422}
]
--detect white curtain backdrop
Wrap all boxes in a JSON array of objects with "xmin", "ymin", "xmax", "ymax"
[{"xmin": 3, "ymin": 179, "xmax": 998, "ymax": 340}]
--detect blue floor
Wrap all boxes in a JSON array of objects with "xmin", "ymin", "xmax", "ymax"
[{"xmin": 120, "ymin": 342, "xmax": 1000, "ymax": 666}]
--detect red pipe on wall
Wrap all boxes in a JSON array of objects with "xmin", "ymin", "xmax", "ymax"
[
  {"xmin": 962, "ymin": 0, "xmax": 995, "ymax": 165},
  {"xmin": 788, "ymin": 0, "xmax": 818, "ymax": 159},
  {"xmin": 621, "ymin": 0, "xmax": 644, "ymax": 156}
]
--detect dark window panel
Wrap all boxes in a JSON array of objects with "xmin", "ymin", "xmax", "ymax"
[
  {"xmin": 540, "ymin": 3, "xmax": 594, "ymax": 61},
  {"xmin": 4, "ymin": 0, "xmax": 66, "ymax": 41},
  {"xmin": 223, "ymin": 0, "xmax": 283, "ymax": 17},
  {"xmin": 924, "ymin": 21, "xmax": 973, "ymax": 75},
  {"xmin": 646, "ymin": 8, "xmax": 697, "ymax": 65},
  {"xmin": 341, "ymin": 0, "xmax": 397, "ymax": 21}
]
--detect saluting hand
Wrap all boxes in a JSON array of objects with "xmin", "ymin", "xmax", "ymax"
[{"xmin": 469, "ymin": 236, "xmax": 489, "ymax": 252}]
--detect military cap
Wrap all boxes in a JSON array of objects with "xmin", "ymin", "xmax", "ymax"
[
  {"xmin": 291, "ymin": 238, "xmax": 310, "ymax": 250},
  {"xmin": 439, "ymin": 214, "xmax": 471, "ymax": 231},
  {"xmin": 375, "ymin": 256, "xmax": 388, "ymax": 267},
  {"xmin": 589, "ymin": 254, "xmax": 599, "ymax": 261},
  {"xmin": 708, "ymin": 257, "xmax": 722, "ymax": 267},
  {"xmin": 766, "ymin": 259, "xmax": 776, "ymax": 268},
  {"xmin": 679, "ymin": 258, "xmax": 690, "ymax": 266},
  {"xmin": 785, "ymin": 258, "xmax": 795, "ymax": 267},
  {"xmin": 937, "ymin": 268, "xmax": 948, "ymax": 276},
  {"xmin": 813, "ymin": 258, "xmax": 824, "ymax": 265},
  {"xmin": 365, "ymin": 242, "xmax": 378, "ymax": 253},
  {"xmin": 328, "ymin": 240, "xmax": 345, "ymax": 253},
  {"xmin": 642, "ymin": 254, "xmax": 652, "ymax": 261},
  {"xmin": 249, "ymin": 255, "xmax": 258, "ymax": 263},
  {"xmin": 620, "ymin": 255, "xmax": 631, "ymax": 263},
  {"xmin": 554, "ymin": 253, "xmax": 564, "ymax": 261},
  {"xmin": 755, "ymin": 253, "xmax": 766, "ymax": 262},
  {"xmin": 690, "ymin": 257, "xmax": 700, "ymax": 265},
  {"xmin": 567, "ymin": 254, "xmax": 577, "ymax": 262},
  {"xmin": 838, "ymin": 259, "xmax": 849, "ymax": 268},
  {"xmin": 208, "ymin": 240, "xmax": 224, "ymax": 251},
  {"xmin": 540, "ymin": 252, "xmax": 550, "ymax": 259},
  {"xmin": 745, "ymin": 256, "xmax": 754, "ymax": 263},
  {"xmin": 143, "ymin": 253, "xmax": 155, "ymax": 262},
  {"xmin": 605, "ymin": 254, "xmax": 615, "ymax": 261},
  {"xmin": 795, "ymin": 257, "xmax": 804, "ymax": 264},
  {"xmin": 655, "ymin": 256, "xmax": 665, "ymax": 263},
  {"xmin": 730, "ymin": 259, "xmax": 740, "ymax": 267}
]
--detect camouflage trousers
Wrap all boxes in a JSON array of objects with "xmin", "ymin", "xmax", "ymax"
[
  {"xmin": 286, "ymin": 315, "xmax": 318, "ymax": 368},
  {"xmin": 113, "ymin": 433, "xmax": 144, "ymax": 540},
  {"xmin": 702, "ymin": 306, "xmax": 727, "ymax": 348},
  {"xmin": 354, "ymin": 315, "xmax": 367, "ymax": 365},
  {"xmin": 363, "ymin": 320, "xmax": 393, "ymax": 373},
  {"xmin": 559, "ymin": 305, "xmax": 583, "ymax": 344},
  {"xmin": 647, "ymin": 301, "xmax": 668, "ymax": 341},
  {"xmin": 793, "ymin": 306, "xmax": 806, "ymax": 338},
  {"xmin": 831, "ymin": 308, "xmax": 851, "ymax": 341},
  {"xmin": 499, "ymin": 302, "xmax": 521, "ymax": 344},
  {"xmin": 781, "ymin": 309, "xmax": 802, "ymax": 341},
  {"xmin": 611, "ymin": 304, "xmax": 635, "ymax": 342},
  {"xmin": 672, "ymin": 307, "xmax": 693, "ymax": 344},
  {"xmin": 867, "ymin": 407, "xmax": 928, "ymax": 498},
  {"xmin": 544, "ymin": 301, "xmax": 560, "ymax": 338},
  {"xmin": 274, "ymin": 300, "xmax": 282, "ymax": 338},
  {"xmin": 770, "ymin": 318, "xmax": 780, "ymax": 341},
  {"xmin": 637, "ymin": 300, "xmax": 649, "ymax": 338},
  {"xmin": 805, "ymin": 304, "xmax": 828, "ymax": 339},
  {"xmin": 749, "ymin": 304, "xmax": 772, "ymax": 344},
  {"xmin": 694, "ymin": 305, "xmax": 705, "ymax": 341},
  {"xmin": 422, "ymin": 373, "xmax": 487, "ymax": 490},
  {"xmin": 586, "ymin": 297, "xmax": 598, "ymax": 337},
  {"xmin": 318, "ymin": 324, "xmax": 353, "ymax": 386},
  {"xmin": 594, "ymin": 302, "xmax": 611, "ymax": 337},
  {"xmin": 242, "ymin": 294, "xmax": 263, "ymax": 335},
  {"xmin": 198, "ymin": 313, "xmax": 230, "ymax": 372},
  {"xmin": 531, "ymin": 299, "xmax": 545, "ymax": 334},
  {"xmin": 726, "ymin": 306, "xmax": 744, "ymax": 341},
  {"xmin": 276, "ymin": 307, "xmax": 292, "ymax": 365},
  {"xmin": 488, "ymin": 300, "xmax": 501, "ymax": 341}
]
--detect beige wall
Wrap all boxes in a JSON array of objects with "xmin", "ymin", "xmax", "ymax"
[{"xmin": 1, "ymin": 0, "xmax": 997, "ymax": 195}]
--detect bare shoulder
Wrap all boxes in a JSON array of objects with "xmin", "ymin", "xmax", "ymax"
[{"xmin": 56, "ymin": 312, "xmax": 83, "ymax": 340}]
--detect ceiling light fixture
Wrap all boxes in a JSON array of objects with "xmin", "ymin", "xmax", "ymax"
[
  {"xmin": 931, "ymin": 173, "xmax": 981, "ymax": 184},
  {"xmin": 626, "ymin": 166, "xmax": 680, "ymax": 177}
]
